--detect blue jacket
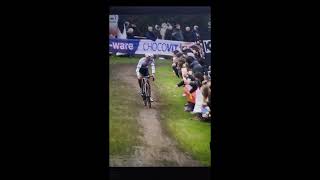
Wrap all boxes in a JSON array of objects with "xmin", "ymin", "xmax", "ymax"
[{"xmin": 145, "ymin": 31, "xmax": 157, "ymax": 41}]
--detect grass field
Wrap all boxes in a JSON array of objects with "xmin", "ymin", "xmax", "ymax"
[
  {"xmin": 109, "ymin": 55, "xmax": 211, "ymax": 166},
  {"xmin": 154, "ymin": 61, "xmax": 211, "ymax": 166},
  {"xmin": 109, "ymin": 63, "xmax": 142, "ymax": 155}
]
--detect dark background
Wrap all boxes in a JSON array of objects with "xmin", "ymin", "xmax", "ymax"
[{"xmin": 3, "ymin": 0, "xmax": 316, "ymax": 179}]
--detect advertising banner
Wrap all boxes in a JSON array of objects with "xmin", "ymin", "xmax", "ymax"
[{"xmin": 109, "ymin": 38, "xmax": 211, "ymax": 56}]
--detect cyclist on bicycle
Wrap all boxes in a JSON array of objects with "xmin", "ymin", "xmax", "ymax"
[{"xmin": 136, "ymin": 53, "xmax": 156, "ymax": 102}]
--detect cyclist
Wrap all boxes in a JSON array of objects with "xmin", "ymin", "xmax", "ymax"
[{"xmin": 136, "ymin": 53, "xmax": 156, "ymax": 102}]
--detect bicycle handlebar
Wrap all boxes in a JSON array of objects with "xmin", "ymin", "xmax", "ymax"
[
  {"xmin": 142, "ymin": 75, "xmax": 155, "ymax": 81},
  {"xmin": 142, "ymin": 75, "xmax": 154, "ymax": 78}
]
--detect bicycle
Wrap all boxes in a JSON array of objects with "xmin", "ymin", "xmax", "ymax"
[{"xmin": 141, "ymin": 75, "xmax": 154, "ymax": 108}]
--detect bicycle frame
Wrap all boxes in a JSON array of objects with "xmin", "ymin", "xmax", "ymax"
[{"xmin": 141, "ymin": 75, "xmax": 153, "ymax": 108}]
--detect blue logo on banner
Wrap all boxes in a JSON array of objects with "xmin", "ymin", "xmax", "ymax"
[
  {"xmin": 142, "ymin": 42, "xmax": 179, "ymax": 52},
  {"xmin": 109, "ymin": 38, "xmax": 140, "ymax": 54}
]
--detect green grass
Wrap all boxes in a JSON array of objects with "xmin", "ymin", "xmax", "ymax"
[
  {"xmin": 109, "ymin": 56, "xmax": 211, "ymax": 166},
  {"xmin": 154, "ymin": 62, "xmax": 211, "ymax": 166},
  {"xmin": 109, "ymin": 64, "xmax": 142, "ymax": 155}
]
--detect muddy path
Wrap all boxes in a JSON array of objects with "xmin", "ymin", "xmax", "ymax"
[{"xmin": 109, "ymin": 64, "xmax": 201, "ymax": 167}]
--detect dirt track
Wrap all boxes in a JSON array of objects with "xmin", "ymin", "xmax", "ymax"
[{"xmin": 109, "ymin": 64, "xmax": 201, "ymax": 167}]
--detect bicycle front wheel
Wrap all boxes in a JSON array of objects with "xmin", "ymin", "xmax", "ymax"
[
  {"xmin": 146, "ymin": 83, "xmax": 151, "ymax": 108},
  {"xmin": 142, "ymin": 80, "xmax": 147, "ymax": 106}
]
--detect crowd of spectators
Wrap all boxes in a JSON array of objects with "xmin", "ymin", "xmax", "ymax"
[
  {"xmin": 124, "ymin": 21, "xmax": 201, "ymax": 42},
  {"xmin": 110, "ymin": 19, "xmax": 212, "ymax": 121},
  {"xmin": 171, "ymin": 46, "xmax": 212, "ymax": 122}
]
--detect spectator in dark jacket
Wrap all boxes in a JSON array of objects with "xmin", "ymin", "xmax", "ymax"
[
  {"xmin": 130, "ymin": 24, "xmax": 141, "ymax": 37},
  {"xmin": 172, "ymin": 24, "xmax": 184, "ymax": 41},
  {"xmin": 164, "ymin": 25, "xmax": 173, "ymax": 40},
  {"xmin": 154, "ymin": 25, "xmax": 162, "ymax": 39},
  {"xmin": 183, "ymin": 26, "xmax": 194, "ymax": 42},
  {"xmin": 192, "ymin": 25, "xmax": 201, "ymax": 41},
  {"xmin": 145, "ymin": 26, "xmax": 157, "ymax": 41},
  {"xmin": 189, "ymin": 72, "xmax": 204, "ymax": 93},
  {"xmin": 186, "ymin": 56, "xmax": 203, "ymax": 74}
]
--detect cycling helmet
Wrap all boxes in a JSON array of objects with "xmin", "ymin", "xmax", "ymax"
[{"xmin": 145, "ymin": 53, "xmax": 154, "ymax": 58}]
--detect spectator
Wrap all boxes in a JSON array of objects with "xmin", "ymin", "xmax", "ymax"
[
  {"xmin": 192, "ymin": 25, "xmax": 201, "ymax": 41},
  {"xmin": 127, "ymin": 28, "xmax": 135, "ymax": 39},
  {"xmin": 154, "ymin": 25, "xmax": 162, "ymax": 39},
  {"xmin": 186, "ymin": 56, "xmax": 203, "ymax": 74},
  {"xmin": 130, "ymin": 24, "xmax": 141, "ymax": 37},
  {"xmin": 172, "ymin": 50, "xmax": 182, "ymax": 78},
  {"xmin": 164, "ymin": 25, "xmax": 173, "ymax": 40},
  {"xmin": 160, "ymin": 23, "xmax": 167, "ymax": 39},
  {"xmin": 145, "ymin": 26, "xmax": 157, "ymax": 41},
  {"xmin": 183, "ymin": 26, "xmax": 194, "ymax": 42},
  {"xmin": 182, "ymin": 47, "xmax": 193, "ymax": 58},
  {"xmin": 190, "ymin": 72, "xmax": 205, "ymax": 118},
  {"xmin": 124, "ymin": 21, "xmax": 130, "ymax": 30},
  {"xmin": 201, "ymin": 80, "xmax": 211, "ymax": 120},
  {"xmin": 172, "ymin": 24, "xmax": 184, "ymax": 41},
  {"xmin": 189, "ymin": 71, "xmax": 203, "ymax": 93}
]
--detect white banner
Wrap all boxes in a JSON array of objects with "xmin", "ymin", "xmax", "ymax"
[
  {"xmin": 109, "ymin": 38, "xmax": 210, "ymax": 56},
  {"xmin": 135, "ymin": 39, "xmax": 183, "ymax": 56}
]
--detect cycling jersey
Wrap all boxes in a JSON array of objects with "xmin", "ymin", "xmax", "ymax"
[{"xmin": 136, "ymin": 57, "xmax": 155, "ymax": 77}]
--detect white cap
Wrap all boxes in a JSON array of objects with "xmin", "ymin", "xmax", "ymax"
[
  {"xmin": 187, "ymin": 52, "xmax": 195, "ymax": 59},
  {"xmin": 145, "ymin": 53, "xmax": 154, "ymax": 58}
]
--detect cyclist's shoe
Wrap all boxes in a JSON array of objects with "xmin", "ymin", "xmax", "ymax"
[
  {"xmin": 150, "ymin": 97, "xmax": 154, "ymax": 102},
  {"xmin": 139, "ymin": 90, "xmax": 143, "ymax": 96}
]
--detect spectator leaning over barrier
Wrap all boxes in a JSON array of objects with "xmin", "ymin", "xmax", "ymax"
[
  {"xmin": 172, "ymin": 50, "xmax": 182, "ymax": 78},
  {"xmin": 189, "ymin": 72, "xmax": 204, "ymax": 117},
  {"xmin": 186, "ymin": 56, "xmax": 203, "ymax": 74},
  {"xmin": 182, "ymin": 47, "xmax": 193, "ymax": 58},
  {"xmin": 145, "ymin": 26, "xmax": 157, "ymax": 41},
  {"xmin": 176, "ymin": 56, "xmax": 186, "ymax": 78},
  {"xmin": 176, "ymin": 66, "xmax": 196, "ymax": 112}
]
